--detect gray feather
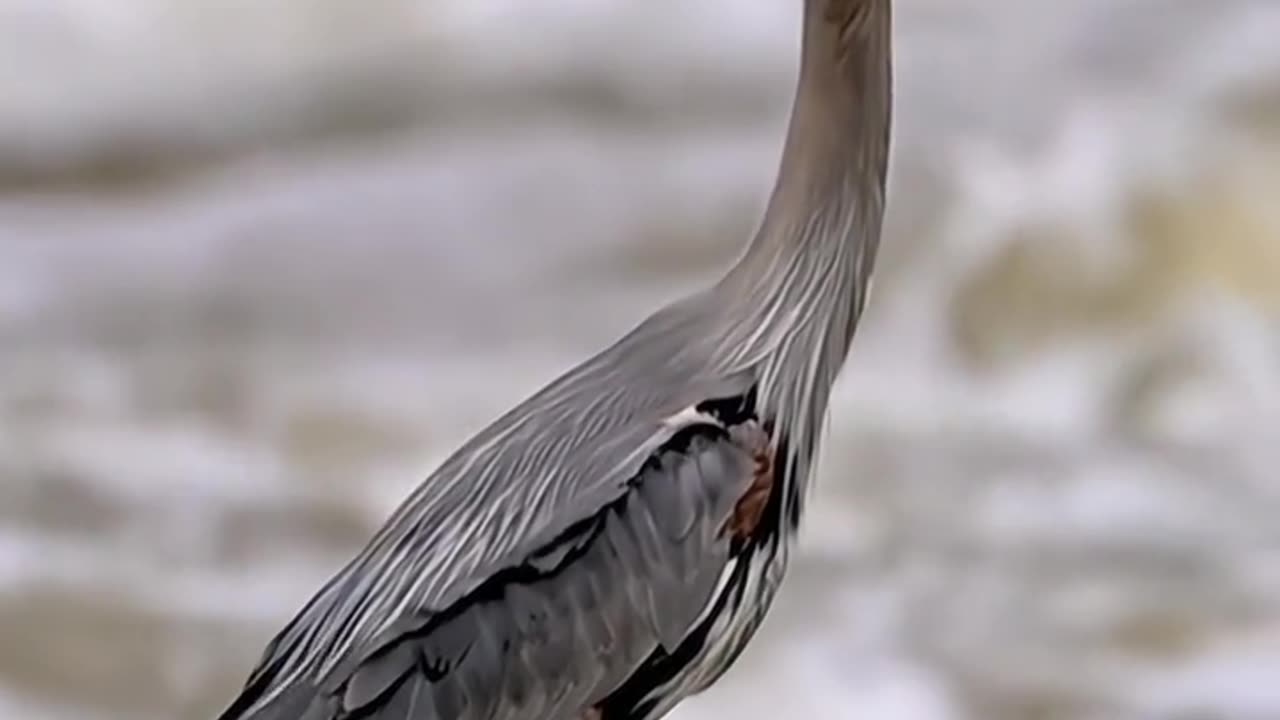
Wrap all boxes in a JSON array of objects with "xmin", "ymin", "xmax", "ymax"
[{"xmin": 245, "ymin": 423, "xmax": 757, "ymax": 719}]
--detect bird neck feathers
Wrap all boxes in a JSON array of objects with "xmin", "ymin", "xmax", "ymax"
[
  {"xmin": 707, "ymin": 0, "xmax": 892, "ymax": 518},
  {"xmin": 718, "ymin": 0, "xmax": 891, "ymax": 370}
]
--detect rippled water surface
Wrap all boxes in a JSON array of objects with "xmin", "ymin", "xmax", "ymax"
[{"xmin": 3, "ymin": 2, "xmax": 1280, "ymax": 719}]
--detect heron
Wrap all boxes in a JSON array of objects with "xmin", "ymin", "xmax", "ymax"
[{"xmin": 219, "ymin": 1, "xmax": 891, "ymax": 718}]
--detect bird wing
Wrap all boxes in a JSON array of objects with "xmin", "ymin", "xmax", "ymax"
[
  {"xmin": 220, "ymin": 301, "xmax": 764, "ymax": 720},
  {"xmin": 229, "ymin": 392, "xmax": 765, "ymax": 720}
]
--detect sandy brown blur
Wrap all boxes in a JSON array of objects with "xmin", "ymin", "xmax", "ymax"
[{"xmin": 2, "ymin": 2, "xmax": 1279, "ymax": 719}]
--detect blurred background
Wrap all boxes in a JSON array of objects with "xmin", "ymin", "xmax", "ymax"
[{"xmin": 2, "ymin": 1, "xmax": 1280, "ymax": 718}]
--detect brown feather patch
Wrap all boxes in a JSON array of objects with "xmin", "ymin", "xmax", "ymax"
[{"xmin": 722, "ymin": 422, "xmax": 776, "ymax": 543}]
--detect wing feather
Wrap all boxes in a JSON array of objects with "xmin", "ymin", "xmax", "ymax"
[
  {"xmin": 239, "ymin": 413, "xmax": 761, "ymax": 720},
  {"xmin": 219, "ymin": 299, "xmax": 758, "ymax": 720}
]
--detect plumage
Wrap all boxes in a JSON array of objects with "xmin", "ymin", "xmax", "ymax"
[{"xmin": 219, "ymin": 1, "xmax": 892, "ymax": 718}]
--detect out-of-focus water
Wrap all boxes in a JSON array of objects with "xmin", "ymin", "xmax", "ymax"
[{"xmin": 2, "ymin": 1, "xmax": 1280, "ymax": 719}]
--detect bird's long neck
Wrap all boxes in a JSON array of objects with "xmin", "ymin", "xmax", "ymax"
[
  {"xmin": 706, "ymin": 0, "xmax": 892, "ymax": 528},
  {"xmin": 719, "ymin": 0, "xmax": 892, "ymax": 365}
]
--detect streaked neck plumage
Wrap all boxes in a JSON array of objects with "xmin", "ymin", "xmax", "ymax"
[
  {"xmin": 711, "ymin": 0, "xmax": 892, "ymax": 519},
  {"xmin": 724, "ymin": 0, "xmax": 891, "ymax": 332}
]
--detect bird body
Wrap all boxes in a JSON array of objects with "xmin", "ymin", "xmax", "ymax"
[{"xmin": 220, "ymin": 1, "xmax": 892, "ymax": 718}]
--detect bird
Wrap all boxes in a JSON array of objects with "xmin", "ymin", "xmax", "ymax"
[{"xmin": 218, "ymin": 1, "xmax": 891, "ymax": 718}]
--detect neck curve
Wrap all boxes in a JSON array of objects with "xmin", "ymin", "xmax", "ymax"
[{"xmin": 728, "ymin": 0, "xmax": 892, "ymax": 285}]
